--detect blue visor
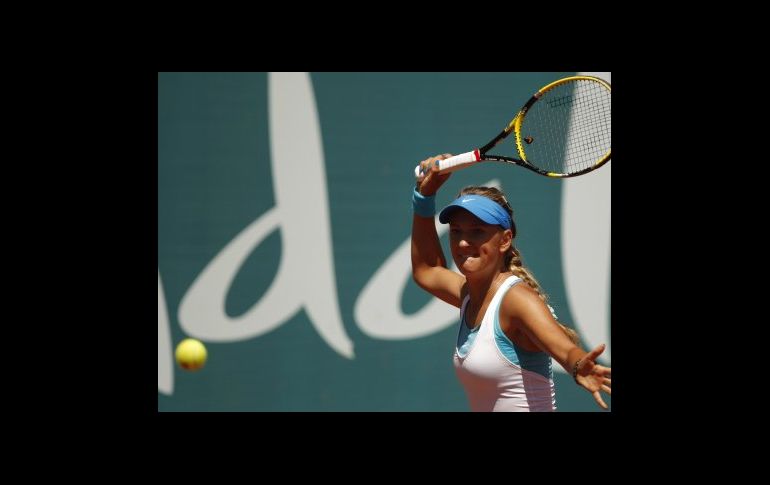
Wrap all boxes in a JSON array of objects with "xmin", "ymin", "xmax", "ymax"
[{"xmin": 438, "ymin": 195, "xmax": 512, "ymax": 229}]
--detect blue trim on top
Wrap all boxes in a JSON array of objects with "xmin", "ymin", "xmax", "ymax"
[
  {"xmin": 493, "ymin": 282, "xmax": 553, "ymax": 379},
  {"xmin": 457, "ymin": 324, "xmax": 479, "ymax": 358},
  {"xmin": 456, "ymin": 298, "xmax": 479, "ymax": 358}
]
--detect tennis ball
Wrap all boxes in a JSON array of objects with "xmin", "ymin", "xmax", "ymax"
[{"xmin": 175, "ymin": 338, "xmax": 207, "ymax": 371}]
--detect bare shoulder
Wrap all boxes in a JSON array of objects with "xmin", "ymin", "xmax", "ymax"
[{"xmin": 500, "ymin": 282, "xmax": 549, "ymax": 319}]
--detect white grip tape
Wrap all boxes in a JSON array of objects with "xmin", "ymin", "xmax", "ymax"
[{"xmin": 414, "ymin": 150, "xmax": 481, "ymax": 178}]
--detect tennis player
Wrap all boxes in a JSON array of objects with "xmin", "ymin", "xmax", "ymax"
[{"xmin": 411, "ymin": 154, "xmax": 612, "ymax": 412}]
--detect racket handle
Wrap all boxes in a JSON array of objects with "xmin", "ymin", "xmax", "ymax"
[{"xmin": 414, "ymin": 150, "xmax": 481, "ymax": 178}]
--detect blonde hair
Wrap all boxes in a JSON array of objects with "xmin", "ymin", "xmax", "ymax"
[{"xmin": 458, "ymin": 186, "xmax": 580, "ymax": 345}]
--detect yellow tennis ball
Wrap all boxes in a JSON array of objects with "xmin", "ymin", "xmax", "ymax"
[{"xmin": 175, "ymin": 338, "xmax": 207, "ymax": 371}]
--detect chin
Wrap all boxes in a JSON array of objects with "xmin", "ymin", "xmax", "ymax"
[{"xmin": 456, "ymin": 259, "xmax": 479, "ymax": 275}]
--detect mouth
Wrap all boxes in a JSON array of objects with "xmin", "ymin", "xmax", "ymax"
[{"xmin": 457, "ymin": 254, "xmax": 479, "ymax": 265}]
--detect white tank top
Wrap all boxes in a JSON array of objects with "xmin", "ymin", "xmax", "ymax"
[{"xmin": 452, "ymin": 275, "xmax": 556, "ymax": 412}]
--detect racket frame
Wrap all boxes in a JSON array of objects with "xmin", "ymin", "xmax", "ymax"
[{"xmin": 416, "ymin": 75, "xmax": 611, "ymax": 179}]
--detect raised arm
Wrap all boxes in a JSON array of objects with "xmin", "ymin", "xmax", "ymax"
[{"xmin": 411, "ymin": 155, "xmax": 465, "ymax": 308}]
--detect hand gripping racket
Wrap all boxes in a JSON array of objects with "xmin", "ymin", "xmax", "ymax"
[{"xmin": 414, "ymin": 75, "xmax": 611, "ymax": 179}]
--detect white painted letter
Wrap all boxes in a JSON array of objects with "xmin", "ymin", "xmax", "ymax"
[
  {"xmin": 356, "ymin": 179, "xmax": 502, "ymax": 339},
  {"xmin": 561, "ymin": 71, "xmax": 611, "ymax": 366},
  {"xmin": 178, "ymin": 72, "xmax": 353, "ymax": 358},
  {"xmin": 158, "ymin": 271, "xmax": 173, "ymax": 395}
]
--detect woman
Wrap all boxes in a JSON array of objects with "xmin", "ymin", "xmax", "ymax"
[{"xmin": 411, "ymin": 154, "xmax": 611, "ymax": 411}]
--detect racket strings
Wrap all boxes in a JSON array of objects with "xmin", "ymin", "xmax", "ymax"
[{"xmin": 521, "ymin": 80, "xmax": 611, "ymax": 175}]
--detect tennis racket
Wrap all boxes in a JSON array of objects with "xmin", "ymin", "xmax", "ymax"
[{"xmin": 414, "ymin": 75, "xmax": 611, "ymax": 179}]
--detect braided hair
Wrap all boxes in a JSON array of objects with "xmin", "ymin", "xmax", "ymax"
[{"xmin": 458, "ymin": 186, "xmax": 580, "ymax": 344}]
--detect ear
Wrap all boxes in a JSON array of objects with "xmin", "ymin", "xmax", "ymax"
[{"xmin": 499, "ymin": 229, "xmax": 513, "ymax": 253}]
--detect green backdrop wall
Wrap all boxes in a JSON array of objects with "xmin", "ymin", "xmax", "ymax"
[{"xmin": 158, "ymin": 72, "xmax": 611, "ymax": 411}]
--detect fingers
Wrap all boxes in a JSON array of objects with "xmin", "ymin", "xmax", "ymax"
[
  {"xmin": 430, "ymin": 155, "xmax": 454, "ymax": 180},
  {"xmin": 417, "ymin": 155, "xmax": 442, "ymax": 179},
  {"xmin": 593, "ymin": 391, "xmax": 608, "ymax": 410},
  {"xmin": 588, "ymin": 343, "xmax": 606, "ymax": 359},
  {"xmin": 416, "ymin": 163, "xmax": 430, "ymax": 185},
  {"xmin": 417, "ymin": 158, "xmax": 433, "ymax": 179},
  {"xmin": 427, "ymin": 154, "xmax": 453, "ymax": 173},
  {"xmin": 594, "ymin": 364, "xmax": 611, "ymax": 377},
  {"xmin": 417, "ymin": 154, "xmax": 453, "ymax": 193},
  {"xmin": 582, "ymin": 365, "xmax": 611, "ymax": 409},
  {"xmin": 420, "ymin": 154, "xmax": 453, "ymax": 171},
  {"xmin": 584, "ymin": 344, "xmax": 608, "ymax": 367}
]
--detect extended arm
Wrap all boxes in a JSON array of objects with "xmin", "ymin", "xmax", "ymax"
[{"xmin": 501, "ymin": 285, "xmax": 612, "ymax": 409}]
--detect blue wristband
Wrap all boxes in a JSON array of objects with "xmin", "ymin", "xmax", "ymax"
[{"xmin": 412, "ymin": 187, "xmax": 435, "ymax": 218}]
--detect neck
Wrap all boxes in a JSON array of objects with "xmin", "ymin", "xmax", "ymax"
[{"xmin": 467, "ymin": 270, "xmax": 509, "ymax": 305}]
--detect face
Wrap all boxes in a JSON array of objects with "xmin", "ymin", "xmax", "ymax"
[{"xmin": 448, "ymin": 209, "xmax": 511, "ymax": 277}]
